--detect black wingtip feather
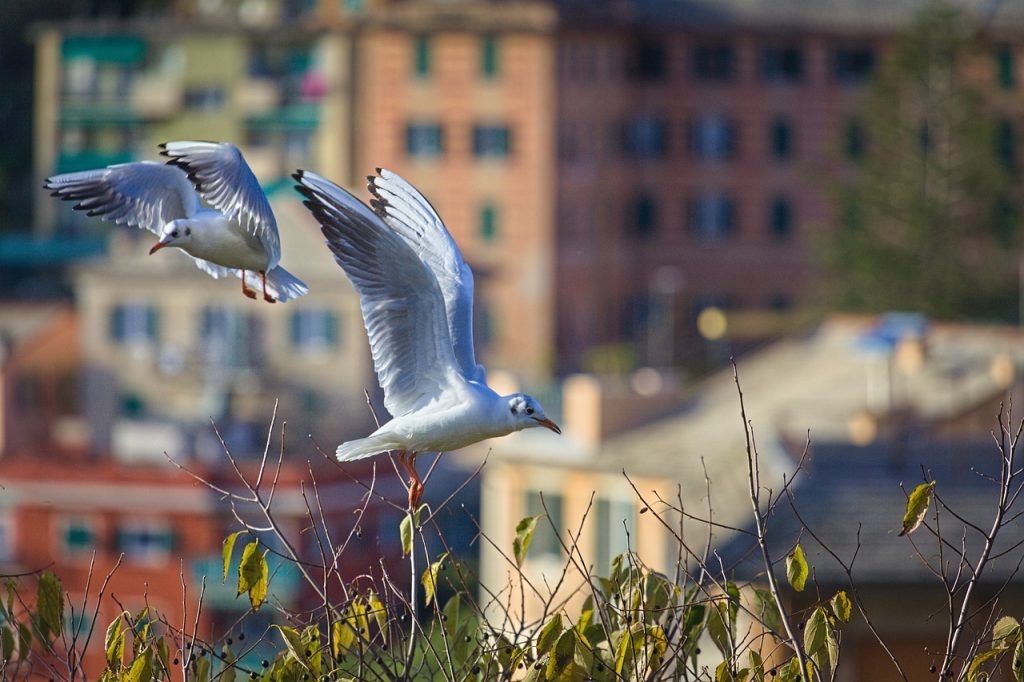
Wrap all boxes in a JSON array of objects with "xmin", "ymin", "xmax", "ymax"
[{"xmin": 374, "ymin": 167, "xmax": 383, "ymax": 175}]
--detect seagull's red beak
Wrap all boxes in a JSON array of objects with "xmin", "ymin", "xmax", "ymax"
[
  {"xmin": 533, "ymin": 417, "xmax": 562, "ymax": 434},
  {"xmin": 148, "ymin": 241, "xmax": 165, "ymax": 255}
]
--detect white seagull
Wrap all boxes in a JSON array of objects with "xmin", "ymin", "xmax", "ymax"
[
  {"xmin": 294, "ymin": 168, "xmax": 560, "ymax": 507},
  {"xmin": 44, "ymin": 141, "xmax": 308, "ymax": 303}
]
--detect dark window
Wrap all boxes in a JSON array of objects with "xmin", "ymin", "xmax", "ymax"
[
  {"xmin": 770, "ymin": 118, "xmax": 793, "ymax": 160},
  {"xmin": 997, "ymin": 118, "xmax": 1015, "ymax": 169},
  {"xmin": 481, "ymin": 35, "xmax": 498, "ymax": 79},
  {"xmin": 61, "ymin": 519, "xmax": 97, "ymax": 557},
  {"xmin": 631, "ymin": 40, "xmax": 666, "ymax": 79},
  {"xmin": 918, "ymin": 122, "xmax": 931, "ymax": 155},
  {"xmin": 183, "ymin": 85, "xmax": 225, "ymax": 110},
  {"xmin": 844, "ymin": 119, "xmax": 865, "ymax": 160},
  {"xmin": 768, "ymin": 294, "xmax": 792, "ymax": 311},
  {"xmin": 833, "ymin": 47, "xmax": 875, "ymax": 83},
  {"xmin": 693, "ymin": 44, "xmax": 736, "ymax": 82},
  {"xmin": 996, "ymin": 46, "xmax": 1015, "ymax": 89},
  {"xmin": 689, "ymin": 194, "xmax": 736, "ymax": 241},
  {"xmin": 109, "ymin": 303, "xmax": 158, "ymax": 345},
  {"xmin": 525, "ymin": 491, "xmax": 563, "ymax": 558},
  {"xmin": 689, "ymin": 115, "xmax": 736, "ymax": 160},
  {"xmin": 622, "ymin": 117, "xmax": 666, "ymax": 158},
  {"xmin": 630, "ymin": 195, "xmax": 657, "ymax": 238},
  {"xmin": 473, "ymin": 125, "xmax": 511, "ymax": 158},
  {"xmin": 413, "ymin": 35, "xmax": 430, "ymax": 78},
  {"xmin": 768, "ymin": 197, "xmax": 793, "ymax": 240},
  {"xmin": 480, "ymin": 204, "xmax": 498, "ymax": 241},
  {"xmin": 116, "ymin": 523, "xmax": 174, "ymax": 564},
  {"xmin": 406, "ymin": 123, "xmax": 443, "ymax": 157},
  {"xmin": 760, "ymin": 46, "xmax": 804, "ymax": 83},
  {"xmin": 289, "ymin": 309, "xmax": 339, "ymax": 351},
  {"xmin": 200, "ymin": 307, "xmax": 263, "ymax": 368}
]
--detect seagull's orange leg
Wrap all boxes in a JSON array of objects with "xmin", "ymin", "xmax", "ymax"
[
  {"xmin": 260, "ymin": 270, "xmax": 275, "ymax": 303},
  {"xmin": 241, "ymin": 270, "xmax": 257, "ymax": 300},
  {"xmin": 408, "ymin": 452, "xmax": 424, "ymax": 508}
]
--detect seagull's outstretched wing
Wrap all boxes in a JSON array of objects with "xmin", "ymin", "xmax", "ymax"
[
  {"xmin": 46, "ymin": 161, "xmax": 235, "ymax": 279},
  {"xmin": 45, "ymin": 161, "xmax": 200, "ymax": 235},
  {"xmin": 160, "ymin": 141, "xmax": 281, "ymax": 269},
  {"xmin": 367, "ymin": 169, "xmax": 486, "ymax": 384},
  {"xmin": 294, "ymin": 170, "xmax": 462, "ymax": 418}
]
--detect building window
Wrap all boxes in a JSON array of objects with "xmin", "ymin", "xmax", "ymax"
[
  {"xmin": 290, "ymin": 309, "xmax": 339, "ymax": 352},
  {"xmin": 833, "ymin": 47, "xmax": 875, "ymax": 83},
  {"xmin": 473, "ymin": 125, "xmax": 511, "ymax": 158},
  {"xmin": 115, "ymin": 521, "xmax": 174, "ymax": 564},
  {"xmin": 622, "ymin": 116, "xmax": 666, "ymax": 159},
  {"xmin": 406, "ymin": 123, "xmax": 444, "ymax": 158},
  {"xmin": 525, "ymin": 491, "xmax": 563, "ymax": 559},
  {"xmin": 596, "ymin": 498, "xmax": 635, "ymax": 576},
  {"xmin": 109, "ymin": 303, "xmax": 158, "ymax": 346},
  {"xmin": 768, "ymin": 294, "xmax": 792, "ymax": 311},
  {"xmin": 200, "ymin": 307, "xmax": 263, "ymax": 369},
  {"xmin": 183, "ymin": 85, "xmax": 225, "ymax": 110},
  {"xmin": 996, "ymin": 46, "xmax": 1015, "ymax": 89},
  {"xmin": 689, "ymin": 194, "xmax": 736, "ymax": 242},
  {"xmin": 481, "ymin": 35, "xmax": 498, "ymax": 79},
  {"xmin": 768, "ymin": 196, "xmax": 794, "ymax": 240},
  {"xmin": 997, "ymin": 119, "xmax": 1015, "ymax": 169},
  {"xmin": 760, "ymin": 46, "xmax": 804, "ymax": 83},
  {"xmin": 630, "ymin": 40, "xmax": 666, "ymax": 79},
  {"xmin": 0, "ymin": 513, "xmax": 12, "ymax": 562},
  {"xmin": 630, "ymin": 195, "xmax": 657, "ymax": 238},
  {"xmin": 844, "ymin": 119, "xmax": 866, "ymax": 160},
  {"xmin": 60, "ymin": 518, "xmax": 97, "ymax": 559},
  {"xmin": 479, "ymin": 204, "xmax": 498, "ymax": 242},
  {"xmin": 477, "ymin": 301, "xmax": 495, "ymax": 349},
  {"xmin": 413, "ymin": 35, "xmax": 430, "ymax": 78},
  {"xmin": 689, "ymin": 115, "xmax": 736, "ymax": 160},
  {"xmin": 770, "ymin": 118, "xmax": 793, "ymax": 160},
  {"xmin": 693, "ymin": 44, "xmax": 736, "ymax": 82}
]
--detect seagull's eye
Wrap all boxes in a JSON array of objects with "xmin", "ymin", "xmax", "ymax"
[
  {"xmin": 171, "ymin": 230, "xmax": 179, "ymax": 238},
  {"xmin": 526, "ymin": 408, "xmax": 535, "ymax": 416},
  {"xmin": 185, "ymin": 227, "xmax": 191, "ymax": 236}
]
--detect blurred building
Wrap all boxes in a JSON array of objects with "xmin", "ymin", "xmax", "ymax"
[{"xmin": 475, "ymin": 315, "xmax": 1024, "ymax": 678}]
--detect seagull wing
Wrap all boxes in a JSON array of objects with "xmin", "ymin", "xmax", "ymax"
[
  {"xmin": 160, "ymin": 141, "xmax": 281, "ymax": 269},
  {"xmin": 294, "ymin": 170, "xmax": 463, "ymax": 418},
  {"xmin": 44, "ymin": 161, "xmax": 200, "ymax": 235},
  {"xmin": 367, "ymin": 168, "xmax": 486, "ymax": 384}
]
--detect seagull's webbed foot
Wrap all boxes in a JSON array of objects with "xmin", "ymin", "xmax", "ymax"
[
  {"xmin": 241, "ymin": 270, "xmax": 258, "ymax": 300},
  {"xmin": 260, "ymin": 271, "xmax": 276, "ymax": 303},
  {"xmin": 397, "ymin": 450, "xmax": 424, "ymax": 509}
]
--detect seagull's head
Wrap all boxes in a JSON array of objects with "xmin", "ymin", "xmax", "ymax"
[
  {"xmin": 505, "ymin": 394, "xmax": 561, "ymax": 435},
  {"xmin": 150, "ymin": 219, "xmax": 194, "ymax": 255}
]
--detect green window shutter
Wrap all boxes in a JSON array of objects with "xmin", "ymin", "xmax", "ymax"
[
  {"xmin": 289, "ymin": 311, "xmax": 302, "ymax": 347},
  {"xmin": 325, "ymin": 311, "xmax": 339, "ymax": 346},
  {"xmin": 481, "ymin": 35, "xmax": 498, "ymax": 79},
  {"xmin": 146, "ymin": 307, "xmax": 159, "ymax": 342},
  {"xmin": 480, "ymin": 204, "xmax": 497, "ymax": 242},
  {"xmin": 110, "ymin": 305, "xmax": 125, "ymax": 342},
  {"xmin": 997, "ymin": 46, "xmax": 1015, "ymax": 90},
  {"xmin": 414, "ymin": 36, "xmax": 430, "ymax": 78}
]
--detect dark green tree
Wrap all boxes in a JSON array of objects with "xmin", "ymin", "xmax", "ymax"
[{"xmin": 830, "ymin": 2, "xmax": 1022, "ymax": 321}]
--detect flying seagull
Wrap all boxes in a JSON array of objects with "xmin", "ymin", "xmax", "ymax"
[
  {"xmin": 294, "ymin": 168, "xmax": 560, "ymax": 507},
  {"xmin": 44, "ymin": 141, "xmax": 308, "ymax": 302}
]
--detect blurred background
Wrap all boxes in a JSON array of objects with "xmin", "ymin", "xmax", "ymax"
[{"xmin": 2, "ymin": 0, "xmax": 1024, "ymax": 678}]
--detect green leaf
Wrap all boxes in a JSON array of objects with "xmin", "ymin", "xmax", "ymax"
[
  {"xmin": 332, "ymin": 620, "xmax": 355, "ymax": 657},
  {"xmin": 899, "ymin": 481, "xmax": 935, "ymax": 536},
  {"xmin": 804, "ymin": 607, "xmax": 828, "ymax": 672},
  {"xmin": 156, "ymin": 638, "xmax": 170, "ymax": 674},
  {"xmin": 994, "ymin": 616, "xmax": 1021, "ymax": 649},
  {"xmin": 17, "ymin": 622, "xmax": 30, "ymax": 659},
  {"xmin": 826, "ymin": 626, "xmax": 840, "ymax": 674},
  {"xmin": 123, "ymin": 647, "xmax": 154, "ymax": 682},
  {"xmin": 1014, "ymin": 638, "xmax": 1024, "ymax": 682},
  {"xmin": 754, "ymin": 589, "xmax": 782, "ymax": 634},
  {"xmin": 104, "ymin": 612, "xmax": 126, "ymax": 670},
  {"xmin": 715, "ymin": 660, "xmax": 735, "ymax": 682},
  {"xmin": 967, "ymin": 648, "xmax": 1000, "ymax": 681},
  {"xmin": 546, "ymin": 628, "xmax": 576, "ymax": 680},
  {"xmin": 748, "ymin": 650, "xmax": 765, "ymax": 682},
  {"xmin": 513, "ymin": 515, "xmax": 541, "ymax": 568},
  {"xmin": 272, "ymin": 624, "xmax": 308, "ymax": 669},
  {"xmin": 421, "ymin": 552, "xmax": 448, "ymax": 607},
  {"xmin": 221, "ymin": 644, "xmax": 237, "ymax": 682},
  {"xmin": 194, "ymin": 655, "xmax": 210, "ymax": 682},
  {"xmin": 222, "ymin": 531, "xmax": 244, "ymax": 584},
  {"xmin": 237, "ymin": 541, "xmax": 268, "ymax": 612},
  {"xmin": 301, "ymin": 625, "xmax": 322, "ymax": 675},
  {"xmin": 368, "ymin": 592, "xmax": 387, "ymax": 643},
  {"xmin": 36, "ymin": 571, "xmax": 63, "ymax": 641},
  {"xmin": 1, "ymin": 626, "xmax": 14, "ymax": 663},
  {"xmin": 830, "ymin": 590, "xmax": 852, "ymax": 623},
  {"xmin": 786, "ymin": 544, "xmax": 809, "ymax": 592},
  {"xmin": 400, "ymin": 514, "xmax": 413, "ymax": 557},
  {"xmin": 537, "ymin": 613, "xmax": 563, "ymax": 655},
  {"xmin": 707, "ymin": 602, "xmax": 733, "ymax": 659}
]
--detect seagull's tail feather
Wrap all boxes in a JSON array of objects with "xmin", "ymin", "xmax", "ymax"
[
  {"xmin": 241, "ymin": 267, "xmax": 309, "ymax": 302},
  {"xmin": 336, "ymin": 435, "xmax": 399, "ymax": 462}
]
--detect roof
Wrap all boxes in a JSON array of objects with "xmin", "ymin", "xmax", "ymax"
[{"xmin": 717, "ymin": 439, "xmax": 1024, "ymax": 585}]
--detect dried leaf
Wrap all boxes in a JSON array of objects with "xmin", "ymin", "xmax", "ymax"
[{"xmin": 899, "ymin": 481, "xmax": 935, "ymax": 536}]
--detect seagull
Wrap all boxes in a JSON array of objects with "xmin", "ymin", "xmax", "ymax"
[
  {"xmin": 44, "ymin": 141, "xmax": 308, "ymax": 303},
  {"xmin": 294, "ymin": 168, "xmax": 560, "ymax": 508}
]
